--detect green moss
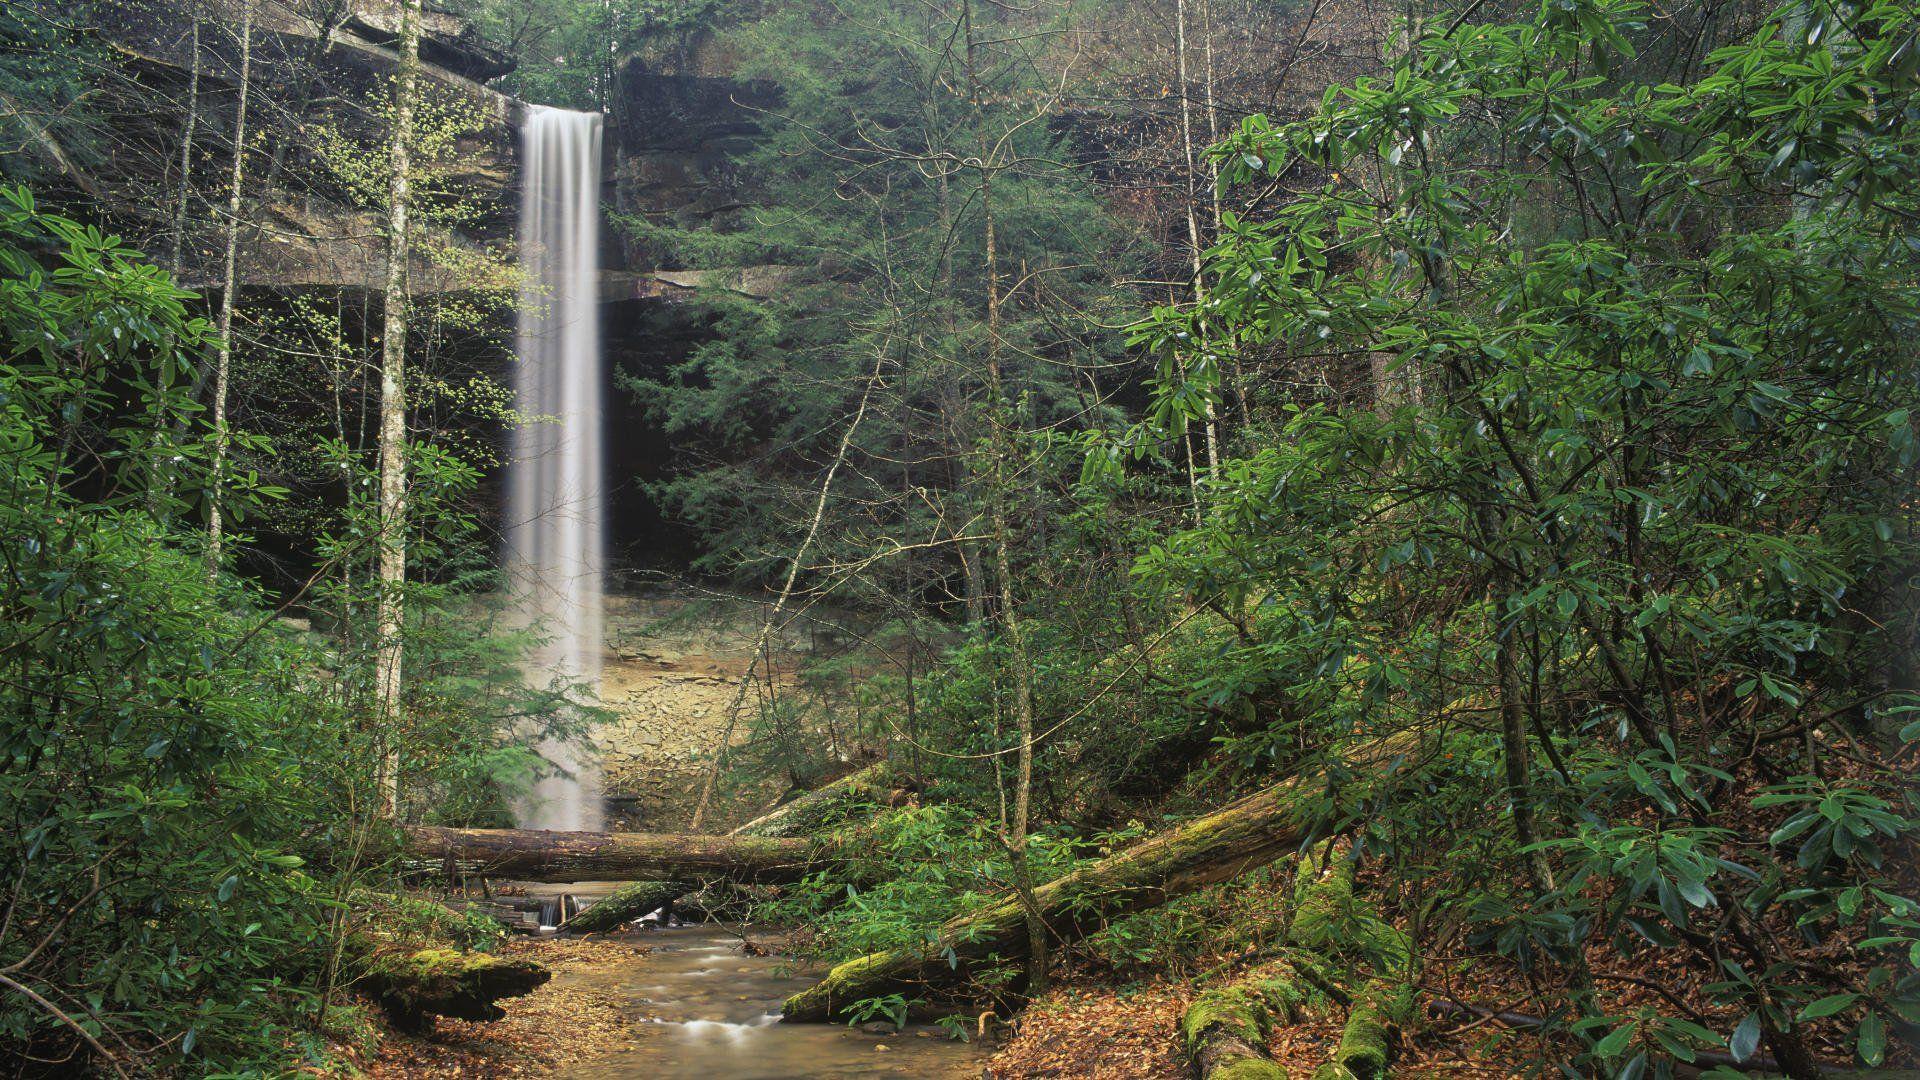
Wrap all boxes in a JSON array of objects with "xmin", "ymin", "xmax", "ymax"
[
  {"xmin": 1331, "ymin": 979, "xmax": 1408, "ymax": 1080},
  {"xmin": 567, "ymin": 880, "xmax": 689, "ymax": 934},
  {"xmin": 1212, "ymin": 1057, "xmax": 1290, "ymax": 1080},
  {"xmin": 1287, "ymin": 844, "xmax": 1412, "ymax": 976},
  {"xmin": 361, "ymin": 947, "xmax": 550, "ymax": 1033},
  {"xmin": 1288, "ymin": 843, "xmax": 1358, "ymax": 951},
  {"xmin": 1180, "ymin": 987, "xmax": 1270, "ymax": 1054},
  {"xmin": 1333, "ymin": 1000, "xmax": 1389, "ymax": 1078},
  {"xmin": 1251, "ymin": 976, "xmax": 1309, "ymax": 1023}
]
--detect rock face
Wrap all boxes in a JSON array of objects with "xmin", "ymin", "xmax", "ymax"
[
  {"xmin": 596, "ymin": 590, "xmax": 831, "ymax": 832},
  {"xmin": 611, "ymin": 59, "xmax": 781, "ymax": 273},
  {"xmin": 95, "ymin": 0, "xmax": 518, "ymax": 292},
  {"xmin": 83, "ymin": 2, "xmax": 795, "ymax": 299},
  {"xmin": 343, "ymin": 0, "xmax": 517, "ymax": 83}
]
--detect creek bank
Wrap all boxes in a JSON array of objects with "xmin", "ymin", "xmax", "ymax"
[
  {"xmin": 359, "ymin": 936, "xmax": 654, "ymax": 1079},
  {"xmin": 362, "ymin": 925, "xmax": 990, "ymax": 1079}
]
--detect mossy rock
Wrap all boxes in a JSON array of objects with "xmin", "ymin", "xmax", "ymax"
[{"xmin": 362, "ymin": 947, "xmax": 550, "ymax": 1033}]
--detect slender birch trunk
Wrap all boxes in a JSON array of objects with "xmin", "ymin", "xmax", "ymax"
[
  {"xmin": 205, "ymin": 0, "xmax": 254, "ymax": 579},
  {"xmin": 1200, "ymin": 0, "xmax": 1251, "ymax": 427},
  {"xmin": 1174, "ymin": 0, "xmax": 1219, "ymax": 480},
  {"xmin": 961, "ymin": 0, "xmax": 1049, "ymax": 996},
  {"xmin": 687, "ymin": 350, "xmax": 889, "ymax": 830},
  {"xmin": 150, "ymin": 10, "xmax": 203, "ymax": 513},
  {"xmin": 374, "ymin": 0, "xmax": 424, "ymax": 820},
  {"xmin": 166, "ymin": 14, "xmax": 201, "ymax": 282}
]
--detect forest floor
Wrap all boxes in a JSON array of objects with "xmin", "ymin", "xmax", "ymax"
[
  {"xmin": 342, "ymin": 930, "xmax": 1545, "ymax": 1079},
  {"xmin": 346, "ymin": 936, "xmax": 654, "ymax": 1079},
  {"xmin": 985, "ymin": 974, "xmax": 1535, "ymax": 1078}
]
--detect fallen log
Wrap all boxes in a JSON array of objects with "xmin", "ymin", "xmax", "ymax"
[
  {"xmin": 782, "ymin": 733, "xmax": 1419, "ymax": 1022},
  {"xmin": 1181, "ymin": 955, "xmax": 1325, "ymax": 1080},
  {"xmin": 566, "ymin": 880, "xmax": 692, "ymax": 934},
  {"xmin": 1183, "ymin": 841, "xmax": 1412, "ymax": 1079},
  {"xmin": 360, "ymin": 948, "xmax": 550, "ymax": 1034},
  {"xmin": 1323, "ymin": 979, "xmax": 1403, "ymax": 1080},
  {"xmin": 1182, "ymin": 984, "xmax": 1288, "ymax": 1080},
  {"xmin": 404, "ymin": 826, "xmax": 822, "ymax": 884},
  {"xmin": 731, "ymin": 761, "xmax": 911, "ymax": 837},
  {"xmin": 567, "ymin": 763, "xmax": 907, "ymax": 934}
]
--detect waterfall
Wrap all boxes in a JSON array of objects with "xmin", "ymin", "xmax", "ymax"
[{"xmin": 509, "ymin": 106, "xmax": 604, "ymax": 832}]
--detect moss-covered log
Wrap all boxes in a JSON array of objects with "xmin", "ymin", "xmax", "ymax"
[
  {"xmin": 360, "ymin": 948, "xmax": 550, "ymax": 1033},
  {"xmin": 731, "ymin": 761, "xmax": 909, "ymax": 837},
  {"xmin": 566, "ymin": 763, "xmax": 905, "ymax": 934},
  {"xmin": 1181, "ymin": 957, "xmax": 1325, "ymax": 1079},
  {"xmin": 405, "ymin": 825, "xmax": 822, "ymax": 884},
  {"xmin": 1289, "ymin": 844, "xmax": 1412, "ymax": 974},
  {"xmin": 1181, "ymin": 984, "xmax": 1286, "ymax": 1080},
  {"xmin": 565, "ymin": 879, "xmax": 691, "ymax": 934},
  {"xmin": 1328, "ymin": 980, "xmax": 1403, "ymax": 1080},
  {"xmin": 782, "ymin": 733, "xmax": 1417, "ymax": 1022},
  {"xmin": 1288, "ymin": 843, "xmax": 1413, "ymax": 1080}
]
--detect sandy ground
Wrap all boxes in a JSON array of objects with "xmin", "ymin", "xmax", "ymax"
[
  {"xmin": 358, "ymin": 937, "xmax": 655, "ymax": 1079},
  {"xmin": 593, "ymin": 589, "xmax": 841, "ymax": 830}
]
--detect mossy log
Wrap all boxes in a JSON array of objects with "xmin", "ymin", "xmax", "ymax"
[
  {"xmin": 1289, "ymin": 844, "xmax": 1412, "ymax": 974},
  {"xmin": 361, "ymin": 948, "xmax": 550, "ymax": 1034},
  {"xmin": 1289, "ymin": 843, "xmax": 1414, "ymax": 1080},
  {"xmin": 1181, "ymin": 957, "xmax": 1326, "ymax": 1079},
  {"xmin": 404, "ymin": 825, "xmax": 822, "ymax": 884},
  {"xmin": 782, "ymin": 734, "xmax": 1418, "ymax": 1022},
  {"xmin": 1328, "ymin": 980, "xmax": 1405, "ymax": 1080},
  {"xmin": 732, "ymin": 761, "xmax": 911, "ymax": 837},
  {"xmin": 566, "ymin": 763, "xmax": 904, "ymax": 934},
  {"xmin": 565, "ymin": 879, "xmax": 691, "ymax": 934}
]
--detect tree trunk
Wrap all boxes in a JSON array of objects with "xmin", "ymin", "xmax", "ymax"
[
  {"xmin": 165, "ymin": 13, "xmax": 201, "ymax": 283},
  {"xmin": 564, "ymin": 880, "xmax": 691, "ymax": 935},
  {"xmin": 781, "ymin": 733, "xmax": 1417, "ymax": 1021},
  {"xmin": 150, "ymin": 10, "xmax": 202, "ymax": 513},
  {"xmin": 1174, "ymin": 0, "xmax": 1220, "ymax": 478},
  {"xmin": 405, "ymin": 826, "xmax": 822, "ymax": 884},
  {"xmin": 204, "ymin": 0, "xmax": 254, "ymax": 578},
  {"xmin": 567, "ymin": 762, "xmax": 906, "ymax": 934},
  {"xmin": 957, "ymin": 0, "xmax": 1052, "ymax": 1000},
  {"xmin": 689, "ymin": 351, "xmax": 888, "ymax": 830},
  {"xmin": 373, "ymin": 0, "xmax": 423, "ymax": 819}
]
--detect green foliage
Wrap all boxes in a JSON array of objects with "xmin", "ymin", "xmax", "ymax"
[
  {"xmin": 0, "ymin": 187, "xmax": 562, "ymax": 1073},
  {"xmin": 615, "ymin": 0, "xmax": 1145, "ymax": 601},
  {"xmin": 0, "ymin": 186, "xmax": 338, "ymax": 1071},
  {"xmin": 842, "ymin": 992, "xmax": 908, "ymax": 1030},
  {"xmin": 756, "ymin": 802, "xmax": 1092, "ymax": 966},
  {"xmin": 1111, "ymin": 0, "xmax": 1920, "ymax": 1069}
]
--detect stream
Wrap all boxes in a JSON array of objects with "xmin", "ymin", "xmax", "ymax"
[{"xmin": 552, "ymin": 925, "xmax": 990, "ymax": 1079}]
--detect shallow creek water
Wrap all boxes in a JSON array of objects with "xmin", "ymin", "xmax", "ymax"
[{"xmin": 553, "ymin": 925, "xmax": 989, "ymax": 1079}]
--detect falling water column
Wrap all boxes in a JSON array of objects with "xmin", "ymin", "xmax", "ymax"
[{"xmin": 509, "ymin": 106, "xmax": 604, "ymax": 832}]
